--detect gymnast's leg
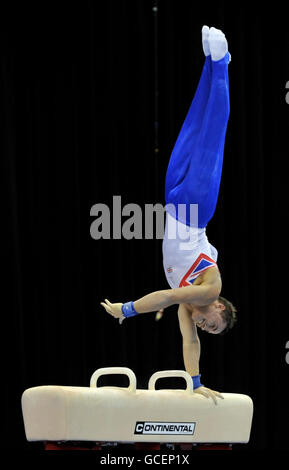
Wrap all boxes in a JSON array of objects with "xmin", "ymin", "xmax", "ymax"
[
  {"xmin": 165, "ymin": 26, "xmax": 212, "ymax": 197},
  {"xmin": 165, "ymin": 27, "xmax": 230, "ymax": 228}
]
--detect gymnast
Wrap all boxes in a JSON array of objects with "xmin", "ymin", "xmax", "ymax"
[{"xmin": 101, "ymin": 26, "xmax": 237, "ymax": 403}]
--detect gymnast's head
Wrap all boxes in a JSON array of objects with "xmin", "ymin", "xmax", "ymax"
[{"xmin": 193, "ymin": 296, "xmax": 237, "ymax": 335}]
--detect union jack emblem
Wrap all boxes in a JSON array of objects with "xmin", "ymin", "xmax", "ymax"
[{"xmin": 179, "ymin": 253, "xmax": 217, "ymax": 287}]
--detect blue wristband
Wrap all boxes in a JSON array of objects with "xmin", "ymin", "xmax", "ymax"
[
  {"xmin": 192, "ymin": 374, "xmax": 203, "ymax": 389},
  {"xmin": 121, "ymin": 301, "xmax": 138, "ymax": 318}
]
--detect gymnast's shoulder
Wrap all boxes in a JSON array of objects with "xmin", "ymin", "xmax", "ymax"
[
  {"xmin": 170, "ymin": 268, "xmax": 222, "ymax": 306},
  {"xmin": 200, "ymin": 265, "xmax": 222, "ymax": 288}
]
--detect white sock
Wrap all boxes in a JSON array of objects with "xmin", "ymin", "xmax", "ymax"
[
  {"xmin": 208, "ymin": 27, "xmax": 228, "ymax": 61},
  {"xmin": 202, "ymin": 25, "xmax": 210, "ymax": 56}
]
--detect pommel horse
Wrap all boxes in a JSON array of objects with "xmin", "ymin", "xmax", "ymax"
[{"xmin": 21, "ymin": 367, "xmax": 253, "ymax": 451}]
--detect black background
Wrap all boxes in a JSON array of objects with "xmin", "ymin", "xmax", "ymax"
[{"xmin": 1, "ymin": 0, "xmax": 289, "ymax": 454}]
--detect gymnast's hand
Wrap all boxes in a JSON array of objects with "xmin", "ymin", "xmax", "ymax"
[
  {"xmin": 194, "ymin": 386, "xmax": 224, "ymax": 405},
  {"xmin": 100, "ymin": 299, "xmax": 125, "ymax": 324}
]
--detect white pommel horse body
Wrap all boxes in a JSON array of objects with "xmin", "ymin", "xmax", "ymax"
[{"xmin": 21, "ymin": 367, "xmax": 253, "ymax": 451}]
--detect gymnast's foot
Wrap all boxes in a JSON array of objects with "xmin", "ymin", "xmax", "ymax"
[
  {"xmin": 208, "ymin": 27, "xmax": 231, "ymax": 62},
  {"xmin": 202, "ymin": 25, "xmax": 210, "ymax": 56}
]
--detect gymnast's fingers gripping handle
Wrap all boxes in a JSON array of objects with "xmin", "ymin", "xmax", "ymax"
[
  {"xmin": 148, "ymin": 370, "xmax": 194, "ymax": 393},
  {"xmin": 89, "ymin": 367, "xmax": 136, "ymax": 392}
]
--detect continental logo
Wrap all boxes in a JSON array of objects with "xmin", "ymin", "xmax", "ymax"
[{"xmin": 134, "ymin": 421, "xmax": 195, "ymax": 435}]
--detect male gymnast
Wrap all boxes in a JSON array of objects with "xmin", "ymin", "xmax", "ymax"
[{"xmin": 101, "ymin": 26, "xmax": 237, "ymax": 403}]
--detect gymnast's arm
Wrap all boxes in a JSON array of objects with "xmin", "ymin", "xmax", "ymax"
[
  {"xmin": 134, "ymin": 283, "xmax": 219, "ymax": 313},
  {"xmin": 178, "ymin": 303, "xmax": 224, "ymax": 403},
  {"xmin": 100, "ymin": 283, "xmax": 219, "ymax": 319},
  {"xmin": 178, "ymin": 304, "xmax": 200, "ymax": 376}
]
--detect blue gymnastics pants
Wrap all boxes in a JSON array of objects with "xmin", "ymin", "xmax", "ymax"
[{"xmin": 165, "ymin": 52, "xmax": 230, "ymax": 228}]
